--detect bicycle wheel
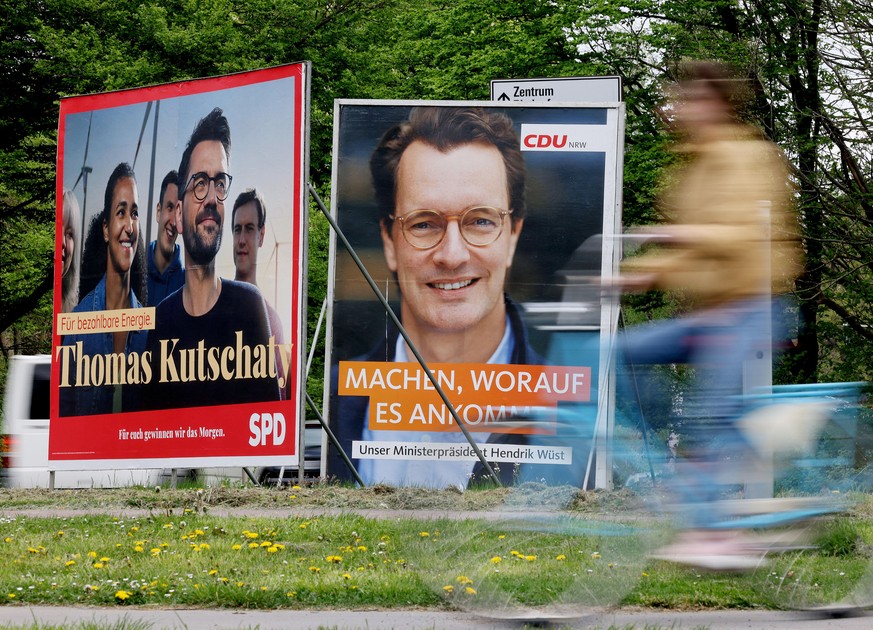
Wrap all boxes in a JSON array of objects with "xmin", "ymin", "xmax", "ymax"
[{"xmin": 405, "ymin": 482, "xmax": 665, "ymax": 623}]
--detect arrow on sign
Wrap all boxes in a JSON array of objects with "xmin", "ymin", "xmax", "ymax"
[{"xmin": 497, "ymin": 92, "xmax": 510, "ymax": 101}]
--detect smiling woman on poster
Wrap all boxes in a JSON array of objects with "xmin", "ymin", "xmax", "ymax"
[{"xmin": 59, "ymin": 162, "xmax": 148, "ymax": 416}]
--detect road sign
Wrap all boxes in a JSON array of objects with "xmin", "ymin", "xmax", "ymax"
[{"xmin": 491, "ymin": 76, "xmax": 622, "ymax": 103}]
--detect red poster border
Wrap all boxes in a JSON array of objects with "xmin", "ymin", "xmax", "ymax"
[{"xmin": 50, "ymin": 63, "xmax": 308, "ymax": 468}]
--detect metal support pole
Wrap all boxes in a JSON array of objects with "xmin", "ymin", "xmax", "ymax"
[{"xmin": 306, "ymin": 391, "xmax": 365, "ymax": 487}]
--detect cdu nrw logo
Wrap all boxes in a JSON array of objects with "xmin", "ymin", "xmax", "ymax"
[{"xmin": 520, "ymin": 124, "xmax": 614, "ymax": 152}]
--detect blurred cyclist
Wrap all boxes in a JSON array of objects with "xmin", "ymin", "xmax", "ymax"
[{"xmin": 619, "ymin": 60, "xmax": 803, "ymax": 569}]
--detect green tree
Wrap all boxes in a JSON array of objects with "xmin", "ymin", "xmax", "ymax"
[{"xmin": 568, "ymin": 0, "xmax": 873, "ymax": 382}]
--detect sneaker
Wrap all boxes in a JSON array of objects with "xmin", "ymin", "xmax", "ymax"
[{"xmin": 650, "ymin": 530, "xmax": 766, "ymax": 571}]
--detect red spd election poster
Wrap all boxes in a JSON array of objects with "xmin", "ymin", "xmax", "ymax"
[{"xmin": 50, "ymin": 63, "xmax": 309, "ymax": 469}]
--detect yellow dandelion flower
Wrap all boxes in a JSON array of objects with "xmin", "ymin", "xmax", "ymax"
[
  {"xmin": 93, "ymin": 562, "xmax": 104, "ymax": 569},
  {"xmin": 163, "ymin": 523, "xmax": 173, "ymax": 529},
  {"xmin": 498, "ymin": 534, "xmax": 506, "ymax": 540},
  {"xmin": 357, "ymin": 545, "xmax": 367, "ymax": 551},
  {"xmin": 65, "ymin": 560, "xmax": 76, "ymax": 567},
  {"xmin": 442, "ymin": 585, "xmax": 454, "ymax": 593},
  {"xmin": 219, "ymin": 577, "xmax": 229, "ymax": 583},
  {"xmin": 309, "ymin": 566, "xmax": 320, "ymax": 573},
  {"xmin": 150, "ymin": 548, "xmax": 161, "ymax": 556},
  {"xmin": 115, "ymin": 590, "xmax": 131, "ymax": 601},
  {"xmin": 641, "ymin": 571, "xmax": 649, "ymax": 577},
  {"xmin": 195, "ymin": 529, "xmax": 204, "ymax": 536},
  {"xmin": 100, "ymin": 557, "xmax": 110, "ymax": 563},
  {"xmin": 232, "ymin": 544, "xmax": 242, "ymax": 550},
  {"xmin": 133, "ymin": 544, "xmax": 144, "ymax": 553},
  {"xmin": 3, "ymin": 537, "xmax": 11, "ymax": 543},
  {"xmin": 556, "ymin": 554, "xmax": 566, "ymax": 561},
  {"xmin": 343, "ymin": 573, "xmax": 352, "ymax": 580},
  {"xmin": 208, "ymin": 569, "xmax": 218, "ymax": 576},
  {"xmin": 326, "ymin": 555, "xmax": 343, "ymax": 563},
  {"xmin": 510, "ymin": 550, "xmax": 521, "ymax": 557},
  {"xmin": 419, "ymin": 531, "xmax": 430, "ymax": 537},
  {"xmin": 490, "ymin": 556, "xmax": 502, "ymax": 564},
  {"xmin": 456, "ymin": 575, "xmax": 473, "ymax": 585},
  {"xmin": 591, "ymin": 552, "xmax": 601, "ymax": 559},
  {"xmin": 130, "ymin": 526, "xmax": 139, "ymax": 533},
  {"xmin": 267, "ymin": 546, "xmax": 279, "ymax": 553},
  {"xmin": 260, "ymin": 541, "xmax": 272, "ymax": 547},
  {"xmin": 57, "ymin": 531, "xmax": 64, "ymax": 536},
  {"xmin": 292, "ymin": 485, "xmax": 301, "ymax": 490},
  {"xmin": 299, "ymin": 522, "xmax": 309, "ymax": 529},
  {"xmin": 608, "ymin": 563, "xmax": 615, "ymax": 568},
  {"xmin": 199, "ymin": 543, "xmax": 211, "ymax": 550},
  {"xmin": 88, "ymin": 551, "xmax": 97, "ymax": 559},
  {"xmin": 245, "ymin": 531, "xmax": 259, "ymax": 539},
  {"xmin": 237, "ymin": 581, "xmax": 245, "ymax": 587},
  {"xmin": 160, "ymin": 542, "xmax": 169, "ymax": 548},
  {"xmin": 289, "ymin": 495, "xmax": 297, "ymax": 499},
  {"xmin": 273, "ymin": 543, "xmax": 285, "ymax": 550},
  {"xmin": 248, "ymin": 542, "xmax": 260, "ymax": 549},
  {"xmin": 525, "ymin": 555, "xmax": 537, "ymax": 562},
  {"xmin": 465, "ymin": 586, "xmax": 477, "ymax": 595},
  {"xmin": 287, "ymin": 591, "xmax": 297, "ymax": 597}
]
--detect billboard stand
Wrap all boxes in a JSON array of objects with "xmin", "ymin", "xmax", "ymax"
[
  {"xmin": 304, "ymin": 389, "xmax": 364, "ymax": 486},
  {"xmin": 300, "ymin": 297, "xmax": 327, "ymax": 485},
  {"xmin": 308, "ymin": 183, "xmax": 503, "ymax": 486}
]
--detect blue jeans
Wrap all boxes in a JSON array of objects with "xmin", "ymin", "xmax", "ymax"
[{"xmin": 620, "ymin": 297, "xmax": 778, "ymax": 527}]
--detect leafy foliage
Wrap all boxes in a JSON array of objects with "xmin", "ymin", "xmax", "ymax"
[{"xmin": 3, "ymin": 0, "xmax": 872, "ymax": 419}]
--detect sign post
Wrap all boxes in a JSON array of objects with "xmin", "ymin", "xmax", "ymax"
[{"xmin": 491, "ymin": 76, "xmax": 622, "ymax": 103}]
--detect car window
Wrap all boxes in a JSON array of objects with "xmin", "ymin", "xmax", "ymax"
[{"xmin": 29, "ymin": 362, "xmax": 51, "ymax": 420}]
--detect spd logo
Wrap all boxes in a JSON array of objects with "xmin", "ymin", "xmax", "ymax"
[{"xmin": 249, "ymin": 412, "xmax": 286, "ymax": 446}]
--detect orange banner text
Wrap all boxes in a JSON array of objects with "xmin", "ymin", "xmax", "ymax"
[{"xmin": 338, "ymin": 362, "xmax": 591, "ymax": 434}]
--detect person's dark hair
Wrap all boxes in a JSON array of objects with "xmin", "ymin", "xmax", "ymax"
[
  {"xmin": 102, "ymin": 162, "xmax": 135, "ymax": 225},
  {"xmin": 232, "ymin": 188, "xmax": 266, "ymax": 228},
  {"xmin": 176, "ymin": 107, "xmax": 231, "ymax": 191},
  {"xmin": 78, "ymin": 214, "xmax": 147, "ymax": 306},
  {"xmin": 158, "ymin": 169, "xmax": 178, "ymax": 204},
  {"xmin": 370, "ymin": 107, "xmax": 526, "ymax": 229}
]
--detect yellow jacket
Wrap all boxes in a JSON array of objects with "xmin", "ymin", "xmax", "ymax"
[{"xmin": 624, "ymin": 123, "xmax": 803, "ymax": 308}]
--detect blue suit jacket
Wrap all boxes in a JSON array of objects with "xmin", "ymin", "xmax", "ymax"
[{"xmin": 327, "ymin": 295, "xmax": 546, "ymax": 485}]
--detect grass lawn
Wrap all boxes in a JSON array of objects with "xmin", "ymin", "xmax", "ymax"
[{"xmin": 1, "ymin": 483, "xmax": 872, "ymax": 616}]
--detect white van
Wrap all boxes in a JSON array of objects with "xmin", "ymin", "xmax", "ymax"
[
  {"xmin": 1, "ymin": 354, "xmax": 163, "ymax": 488},
  {"xmin": 1, "ymin": 355, "xmax": 323, "ymax": 488}
]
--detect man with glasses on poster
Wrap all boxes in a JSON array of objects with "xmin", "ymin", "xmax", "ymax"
[
  {"xmin": 329, "ymin": 106, "xmax": 544, "ymax": 487},
  {"xmin": 144, "ymin": 107, "xmax": 280, "ymax": 408}
]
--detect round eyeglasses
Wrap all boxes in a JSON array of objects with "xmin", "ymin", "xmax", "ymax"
[
  {"xmin": 186, "ymin": 171, "xmax": 233, "ymax": 202},
  {"xmin": 389, "ymin": 206, "xmax": 513, "ymax": 250}
]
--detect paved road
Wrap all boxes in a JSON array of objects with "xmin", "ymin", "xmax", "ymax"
[{"xmin": 0, "ymin": 606, "xmax": 870, "ymax": 629}]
